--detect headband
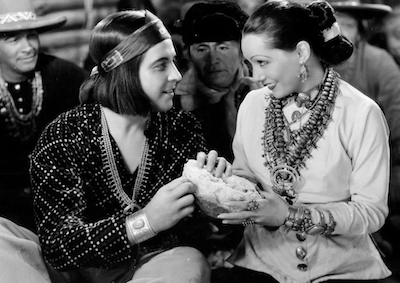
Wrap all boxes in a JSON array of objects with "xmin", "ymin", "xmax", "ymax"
[
  {"xmin": 322, "ymin": 22, "xmax": 341, "ymax": 42},
  {"xmin": 99, "ymin": 10, "xmax": 171, "ymax": 73}
]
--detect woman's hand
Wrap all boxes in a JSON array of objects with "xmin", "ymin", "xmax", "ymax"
[
  {"xmin": 145, "ymin": 177, "xmax": 197, "ymax": 233},
  {"xmin": 217, "ymin": 189, "xmax": 289, "ymax": 228},
  {"xmin": 196, "ymin": 150, "xmax": 232, "ymax": 178}
]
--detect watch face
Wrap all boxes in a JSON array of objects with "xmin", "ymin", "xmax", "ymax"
[{"xmin": 306, "ymin": 225, "xmax": 326, "ymax": 236}]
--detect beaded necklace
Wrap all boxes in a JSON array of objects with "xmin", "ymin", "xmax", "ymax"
[
  {"xmin": 100, "ymin": 106, "xmax": 151, "ymax": 214},
  {"xmin": 262, "ymin": 68, "xmax": 339, "ymax": 202},
  {"xmin": 0, "ymin": 71, "xmax": 44, "ymax": 141}
]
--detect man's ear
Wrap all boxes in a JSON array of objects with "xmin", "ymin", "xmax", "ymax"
[{"xmin": 296, "ymin": 40, "xmax": 311, "ymax": 64}]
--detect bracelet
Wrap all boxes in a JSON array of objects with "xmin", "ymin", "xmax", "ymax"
[
  {"xmin": 283, "ymin": 206, "xmax": 309, "ymax": 232},
  {"xmin": 125, "ymin": 209, "xmax": 157, "ymax": 245},
  {"xmin": 283, "ymin": 206, "xmax": 297, "ymax": 228},
  {"xmin": 321, "ymin": 210, "xmax": 336, "ymax": 236},
  {"xmin": 292, "ymin": 206, "xmax": 306, "ymax": 231},
  {"xmin": 283, "ymin": 206, "xmax": 329, "ymax": 236},
  {"xmin": 305, "ymin": 209, "xmax": 327, "ymax": 236}
]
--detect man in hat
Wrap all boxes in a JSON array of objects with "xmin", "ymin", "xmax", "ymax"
[
  {"xmin": 0, "ymin": 0, "xmax": 88, "ymax": 231},
  {"xmin": 380, "ymin": 4, "xmax": 400, "ymax": 66},
  {"xmin": 330, "ymin": 0, "xmax": 400, "ymax": 266},
  {"xmin": 174, "ymin": 0, "xmax": 263, "ymax": 269},
  {"xmin": 330, "ymin": 0, "xmax": 400, "ymax": 156},
  {"xmin": 175, "ymin": 0, "xmax": 260, "ymax": 163}
]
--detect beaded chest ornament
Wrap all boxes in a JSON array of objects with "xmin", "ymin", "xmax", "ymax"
[
  {"xmin": 262, "ymin": 68, "xmax": 339, "ymax": 202},
  {"xmin": 0, "ymin": 71, "xmax": 43, "ymax": 141}
]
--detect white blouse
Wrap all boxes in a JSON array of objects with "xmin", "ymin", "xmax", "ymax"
[{"xmin": 229, "ymin": 80, "xmax": 392, "ymax": 282}]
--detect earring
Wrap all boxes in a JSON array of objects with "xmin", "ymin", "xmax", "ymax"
[{"xmin": 298, "ymin": 62, "xmax": 308, "ymax": 83}]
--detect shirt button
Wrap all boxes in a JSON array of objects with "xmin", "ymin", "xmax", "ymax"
[
  {"xmin": 296, "ymin": 246, "xmax": 307, "ymax": 260},
  {"xmin": 297, "ymin": 263, "xmax": 308, "ymax": 271}
]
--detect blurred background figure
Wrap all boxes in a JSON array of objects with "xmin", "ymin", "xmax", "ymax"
[
  {"xmin": 371, "ymin": 3, "xmax": 400, "ymax": 66},
  {"xmin": 174, "ymin": 0, "xmax": 253, "ymax": 163},
  {"xmin": 382, "ymin": 5, "xmax": 400, "ymax": 65},
  {"xmin": 0, "ymin": 0, "xmax": 88, "ymax": 231},
  {"xmin": 330, "ymin": 0, "xmax": 400, "ymax": 251}
]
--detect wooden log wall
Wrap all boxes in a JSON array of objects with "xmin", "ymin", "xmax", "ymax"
[{"xmin": 33, "ymin": 0, "xmax": 119, "ymax": 68}]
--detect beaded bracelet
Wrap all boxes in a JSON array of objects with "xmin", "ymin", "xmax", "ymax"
[
  {"xmin": 125, "ymin": 209, "xmax": 157, "ymax": 245},
  {"xmin": 283, "ymin": 206, "xmax": 329, "ymax": 236}
]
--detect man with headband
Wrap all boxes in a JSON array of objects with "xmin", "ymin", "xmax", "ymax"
[{"xmin": 28, "ymin": 9, "xmax": 232, "ymax": 283}]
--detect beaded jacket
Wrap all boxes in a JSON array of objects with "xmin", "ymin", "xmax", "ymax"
[{"xmin": 30, "ymin": 103, "xmax": 210, "ymax": 271}]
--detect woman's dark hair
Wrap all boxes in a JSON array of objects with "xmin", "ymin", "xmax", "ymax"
[
  {"xmin": 80, "ymin": 11, "xmax": 152, "ymax": 116},
  {"xmin": 243, "ymin": 0, "xmax": 353, "ymax": 66}
]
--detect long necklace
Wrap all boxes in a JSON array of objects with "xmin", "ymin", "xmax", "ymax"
[
  {"xmin": 100, "ymin": 106, "xmax": 150, "ymax": 214},
  {"xmin": 0, "ymin": 71, "xmax": 44, "ymax": 141},
  {"xmin": 262, "ymin": 68, "xmax": 339, "ymax": 202}
]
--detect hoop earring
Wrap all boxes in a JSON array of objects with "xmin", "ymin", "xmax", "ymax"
[{"xmin": 298, "ymin": 62, "xmax": 308, "ymax": 83}]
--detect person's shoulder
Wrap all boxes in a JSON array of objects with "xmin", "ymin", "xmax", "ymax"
[
  {"xmin": 337, "ymin": 79, "xmax": 381, "ymax": 111},
  {"xmin": 363, "ymin": 42, "xmax": 397, "ymax": 64},
  {"xmin": 239, "ymin": 87, "xmax": 268, "ymax": 110},
  {"xmin": 243, "ymin": 87, "xmax": 266, "ymax": 101},
  {"xmin": 45, "ymin": 103, "xmax": 98, "ymax": 131}
]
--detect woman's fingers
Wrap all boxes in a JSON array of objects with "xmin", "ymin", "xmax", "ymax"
[
  {"xmin": 224, "ymin": 200, "xmax": 248, "ymax": 211},
  {"xmin": 217, "ymin": 211, "xmax": 253, "ymax": 225}
]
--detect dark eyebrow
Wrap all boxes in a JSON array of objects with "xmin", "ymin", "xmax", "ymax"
[
  {"xmin": 150, "ymin": 56, "xmax": 170, "ymax": 67},
  {"xmin": 1, "ymin": 32, "xmax": 18, "ymax": 39}
]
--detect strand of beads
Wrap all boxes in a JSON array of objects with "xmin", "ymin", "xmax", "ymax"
[
  {"xmin": 262, "ymin": 94, "xmax": 290, "ymax": 169},
  {"xmin": 262, "ymin": 68, "xmax": 340, "ymax": 199},
  {"xmin": 289, "ymin": 68, "xmax": 338, "ymax": 168}
]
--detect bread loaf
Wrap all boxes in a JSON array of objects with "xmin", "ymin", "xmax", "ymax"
[{"xmin": 182, "ymin": 159, "xmax": 261, "ymax": 218}]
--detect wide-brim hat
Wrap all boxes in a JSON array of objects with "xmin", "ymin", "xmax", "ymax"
[
  {"xmin": 329, "ymin": 0, "xmax": 392, "ymax": 19},
  {"xmin": 0, "ymin": 0, "xmax": 67, "ymax": 33}
]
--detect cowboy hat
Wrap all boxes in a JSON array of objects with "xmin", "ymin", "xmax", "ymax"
[
  {"xmin": 329, "ymin": 0, "xmax": 392, "ymax": 19},
  {"xmin": 0, "ymin": 0, "xmax": 67, "ymax": 33}
]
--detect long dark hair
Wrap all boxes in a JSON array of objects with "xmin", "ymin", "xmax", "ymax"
[
  {"xmin": 243, "ymin": 0, "xmax": 353, "ymax": 66},
  {"xmin": 80, "ymin": 11, "xmax": 154, "ymax": 116}
]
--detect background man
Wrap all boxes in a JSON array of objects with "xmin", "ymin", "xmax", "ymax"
[
  {"xmin": 175, "ymin": 0, "xmax": 257, "ymax": 163},
  {"xmin": 0, "ymin": 0, "xmax": 88, "ymax": 231}
]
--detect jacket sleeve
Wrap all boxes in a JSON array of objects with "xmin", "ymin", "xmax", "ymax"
[{"xmin": 30, "ymin": 116, "xmax": 135, "ymax": 271}]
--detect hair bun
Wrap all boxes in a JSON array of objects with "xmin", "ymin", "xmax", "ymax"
[{"xmin": 307, "ymin": 0, "xmax": 337, "ymax": 33}]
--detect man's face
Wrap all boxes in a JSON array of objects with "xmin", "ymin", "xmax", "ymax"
[
  {"xmin": 335, "ymin": 12, "xmax": 360, "ymax": 46},
  {"xmin": 189, "ymin": 40, "xmax": 242, "ymax": 89},
  {"xmin": 0, "ymin": 30, "xmax": 39, "ymax": 81},
  {"xmin": 139, "ymin": 39, "xmax": 182, "ymax": 112}
]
